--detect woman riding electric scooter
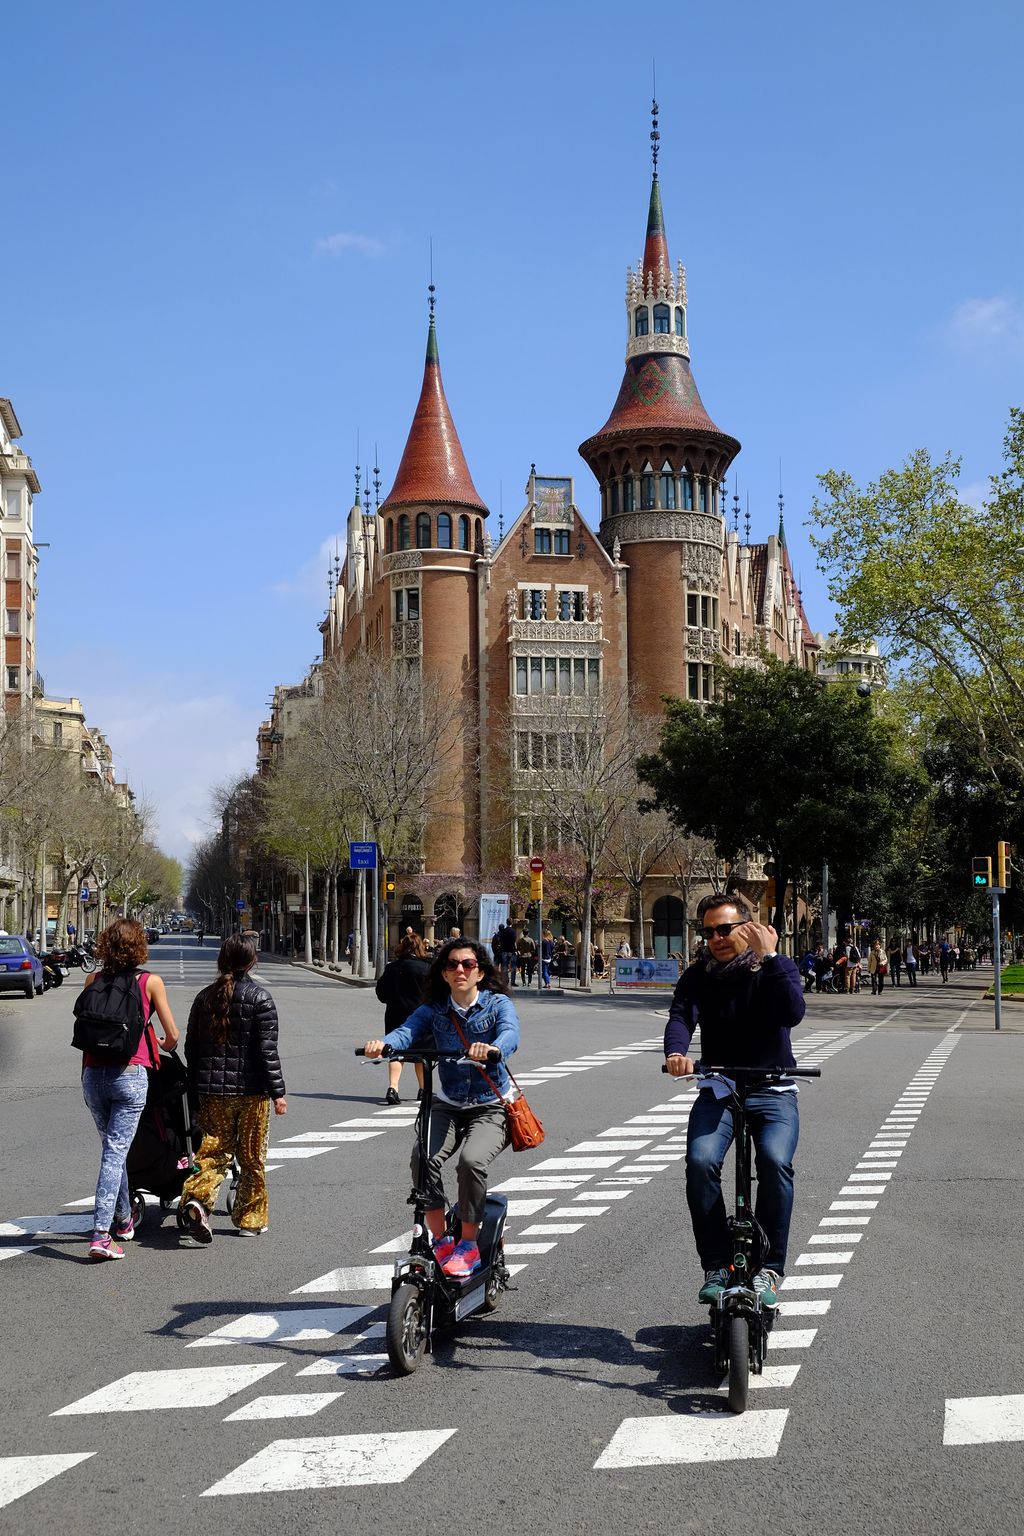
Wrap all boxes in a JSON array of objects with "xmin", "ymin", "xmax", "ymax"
[{"xmin": 362, "ymin": 936, "xmax": 520, "ymax": 1280}]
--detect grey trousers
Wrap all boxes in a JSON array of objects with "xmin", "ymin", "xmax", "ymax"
[{"xmin": 413, "ymin": 1100, "xmax": 509, "ymax": 1226}]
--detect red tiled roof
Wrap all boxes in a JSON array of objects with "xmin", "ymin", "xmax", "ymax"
[
  {"xmin": 581, "ymin": 353, "xmax": 739, "ymax": 451},
  {"xmin": 381, "ymin": 318, "xmax": 487, "ymax": 515}
]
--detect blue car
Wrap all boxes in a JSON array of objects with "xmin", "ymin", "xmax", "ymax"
[{"xmin": 0, "ymin": 936, "xmax": 45, "ymax": 999}]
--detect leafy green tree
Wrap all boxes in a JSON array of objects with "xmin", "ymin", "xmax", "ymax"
[
  {"xmin": 810, "ymin": 408, "xmax": 1024, "ymax": 782},
  {"xmin": 638, "ymin": 658, "xmax": 924, "ymax": 938}
]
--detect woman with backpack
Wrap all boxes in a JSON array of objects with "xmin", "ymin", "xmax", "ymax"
[
  {"xmin": 79, "ymin": 918, "xmax": 179, "ymax": 1261},
  {"xmin": 178, "ymin": 933, "xmax": 287, "ymax": 1244},
  {"xmin": 374, "ymin": 932, "xmax": 431, "ymax": 1103}
]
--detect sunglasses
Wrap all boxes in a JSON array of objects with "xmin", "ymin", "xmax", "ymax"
[
  {"xmin": 701, "ymin": 922, "xmax": 746, "ymax": 940},
  {"xmin": 444, "ymin": 959, "xmax": 478, "ymax": 972}
]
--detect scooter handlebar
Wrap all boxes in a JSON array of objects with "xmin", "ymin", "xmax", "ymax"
[
  {"xmin": 355, "ymin": 1045, "xmax": 503, "ymax": 1063},
  {"xmin": 661, "ymin": 1061, "xmax": 821, "ymax": 1078}
]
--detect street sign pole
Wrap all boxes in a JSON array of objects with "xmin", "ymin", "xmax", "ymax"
[
  {"xmin": 992, "ymin": 887, "xmax": 1004, "ymax": 1032},
  {"xmin": 529, "ymin": 858, "xmax": 544, "ymax": 994}
]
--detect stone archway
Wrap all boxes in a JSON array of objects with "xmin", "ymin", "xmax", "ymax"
[
  {"xmin": 399, "ymin": 895, "xmax": 424, "ymax": 938},
  {"xmin": 433, "ymin": 892, "xmax": 465, "ymax": 942}
]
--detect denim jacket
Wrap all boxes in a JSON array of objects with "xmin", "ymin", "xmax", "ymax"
[{"xmin": 382, "ymin": 989, "xmax": 520, "ymax": 1106}]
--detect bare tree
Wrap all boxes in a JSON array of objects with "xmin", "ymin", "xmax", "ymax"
[
  {"xmin": 605, "ymin": 717, "xmax": 680, "ymax": 958},
  {"xmin": 664, "ymin": 833, "xmax": 722, "ymax": 966},
  {"xmin": 311, "ymin": 651, "xmax": 467, "ymax": 974}
]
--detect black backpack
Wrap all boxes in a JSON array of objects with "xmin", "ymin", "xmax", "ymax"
[{"xmin": 72, "ymin": 970, "xmax": 149, "ymax": 1058}]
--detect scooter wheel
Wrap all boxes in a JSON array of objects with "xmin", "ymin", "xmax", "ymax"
[
  {"xmin": 727, "ymin": 1314, "xmax": 750, "ymax": 1414},
  {"xmin": 130, "ymin": 1192, "xmax": 147, "ymax": 1231},
  {"xmin": 481, "ymin": 1244, "xmax": 505, "ymax": 1313},
  {"xmin": 386, "ymin": 1281, "xmax": 428, "ymax": 1375}
]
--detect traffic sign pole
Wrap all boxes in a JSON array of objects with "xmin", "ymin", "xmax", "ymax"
[
  {"xmin": 992, "ymin": 887, "xmax": 1004, "ymax": 1032},
  {"xmin": 529, "ymin": 859, "xmax": 545, "ymax": 994}
]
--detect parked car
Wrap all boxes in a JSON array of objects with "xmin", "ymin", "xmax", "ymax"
[
  {"xmin": 146, "ymin": 927, "xmax": 160, "ymax": 943},
  {"xmin": 0, "ymin": 936, "xmax": 45, "ymax": 998}
]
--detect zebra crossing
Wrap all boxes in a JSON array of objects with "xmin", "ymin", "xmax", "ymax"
[{"xmin": 3, "ymin": 1024, "xmax": 1018, "ymax": 1514}]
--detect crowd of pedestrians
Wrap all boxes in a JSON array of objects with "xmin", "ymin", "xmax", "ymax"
[{"xmin": 800, "ymin": 935, "xmax": 989, "ymax": 995}]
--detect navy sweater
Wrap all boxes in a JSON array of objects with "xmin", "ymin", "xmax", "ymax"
[{"xmin": 664, "ymin": 952, "xmax": 805, "ymax": 1070}]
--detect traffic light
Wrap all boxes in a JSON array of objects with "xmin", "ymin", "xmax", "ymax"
[
  {"xmin": 997, "ymin": 841, "xmax": 1012, "ymax": 889},
  {"xmin": 972, "ymin": 856, "xmax": 992, "ymax": 889}
]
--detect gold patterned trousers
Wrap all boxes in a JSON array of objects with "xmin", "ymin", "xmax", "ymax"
[{"xmin": 180, "ymin": 1095, "xmax": 270, "ymax": 1231}]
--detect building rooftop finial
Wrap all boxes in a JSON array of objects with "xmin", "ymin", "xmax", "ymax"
[
  {"xmin": 778, "ymin": 460, "xmax": 786, "ymax": 546},
  {"xmin": 650, "ymin": 84, "xmax": 660, "ymax": 179},
  {"xmin": 744, "ymin": 492, "xmax": 751, "ymax": 546},
  {"xmin": 374, "ymin": 448, "xmax": 382, "ymax": 512}
]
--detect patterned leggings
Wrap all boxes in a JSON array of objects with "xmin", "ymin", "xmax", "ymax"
[{"xmin": 180, "ymin": 1095, "xmax": 270, "ymax": 1230}]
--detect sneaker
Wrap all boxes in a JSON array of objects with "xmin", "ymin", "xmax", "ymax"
[
  {"xmin": 113, "ymin": 1213, "xmax": 135, "ymax": 1241},
  {"xmin": 385, "ymin": 1088, "xmax": 401, "ymax": 1106},
  {"xmin": 442, "ymin": 1240, "xmax": 481, "ymax": 1279},
  {"xmin": 432, "ymin": 1233, "xmax": 457, "ymax": 1265},
  {"xmin": 698, "ymin": 1266, "xmax": 730, "ymax": 1303},
  {"xmin": 89, "ymin": 1234, "xmax": 125, "ymax": 1262},
  {"xmin": 754, "ymin": 1268, "xmax": 781, "ymax": 1307},
  {"xmin": 183, "ymin": 1199, "xmax": 213, "ymax": 1245},
  {"xmin": 239, "ymin": 1226, "xmax": 268, "ymax": 1236}
]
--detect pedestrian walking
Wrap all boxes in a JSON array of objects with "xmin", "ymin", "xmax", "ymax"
[
  {"xmin": 867, "ymin": 939, "xmax": 887, "ymax": 995},
  {"xmin": 939, "ymin": 941, "xmax": 950, "ymax": 982},
  {"xmin": 904, "ymin": 939, "xmax": 918, "ymax": 987},
  {"xmin": 846, "ymin": 941, "xmax": 862, "ymax": 993},
  {"xmin": 374, "ymin": 932, "xmax": 431, "ymax": 1103},
  {"xmin": 79, "ymin": 918, "xmax": 179, "ymax": 1261},
  {"xmin": 887, "ymin": 938, "xmax": 902, "ymax": 987},
  {"xmin": 179, "ymin": 934, "xmax": 287, "ymax": 1244}
]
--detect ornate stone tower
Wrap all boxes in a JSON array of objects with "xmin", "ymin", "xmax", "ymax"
[
  {"xmin": 378, "ymin": 289, "xmax": 489, "ymax": 876},
  {"xmin": 578, "ymin": 103, "xmax": 741, "ymax": 711}
]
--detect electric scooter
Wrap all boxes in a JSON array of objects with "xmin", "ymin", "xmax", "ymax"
[{"xmin": 355, "ymin": 1044, "xmax": 511, "ymax": 1375}]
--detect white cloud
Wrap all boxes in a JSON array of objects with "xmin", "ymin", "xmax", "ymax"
[
  {"xmin": 272, "ymin": 529, "xmax": 347, "ymax": 601},
  {"xmin": 314, "ymin": 230, "xmax": 388, "ymax": 260},
  {"xmin": 950, "ymin": 295, "xmax": 1024, "ymax": 348}
]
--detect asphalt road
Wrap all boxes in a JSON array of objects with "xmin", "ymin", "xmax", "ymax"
[{"xmin": 1, "ymin": 941, "xmax": 1022, "ymax": 1535}]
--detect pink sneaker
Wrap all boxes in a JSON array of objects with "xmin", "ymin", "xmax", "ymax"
[
  {"xmin": 432, "ymin": 1234, "xmax": 457, "ymax": 1265},
  {"xmin": 442, "ymin": 1240, "xmax": 481, "ymax": 1279},
  {"xmin": 89, "ymin": 1235, "xmax": 125, "ymax": 1262}
]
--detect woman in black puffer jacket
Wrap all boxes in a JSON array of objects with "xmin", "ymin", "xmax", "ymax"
[{"xmin": 179, "ymin": 934, "xmax": 287, "ymax": 1245}]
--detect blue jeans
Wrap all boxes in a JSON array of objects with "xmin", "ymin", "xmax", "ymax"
[
  {"xmin": 685, "ymin": 1088, "xmax": 800, "ymax": 1275},
  {"xmin": 82, "ymin": 1064, "xmax": 149, "ymax": 1236}
]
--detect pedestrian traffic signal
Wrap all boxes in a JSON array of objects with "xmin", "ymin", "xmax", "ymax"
[
  {"xmin": 997, "ymin": 840, "xmax": 1012, "ymax": 889},
  {"xmin": 972, "ymin": 856, "xmax": 992, "ymax": 889}
]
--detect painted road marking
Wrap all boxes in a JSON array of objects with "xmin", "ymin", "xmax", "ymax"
[
  {"xmin": 53, "ymin": 1364, "xmax": 283, "ymax": 1415},
  {"xmin": 188, "ymin": 1307, "xmax": 373, "ymax": 1348},
  {"xmin": 0, "ymin": 1454, "xmax": 95, "ymax": 1512},
  {"xmin": 223, "ymin": 1393, "xmax": 344, "ymax": 1421},
  {"xmin": 594, "ymin": 1410, "xmax": 789, "ymax": 1468},
  {"xmin": 202, "ymin": 1429, "xmax": 458, "ymax": 1495},
  {"xmin": 944, "ymin": 1395, "xmax": 1024, "ymax": 1446}
]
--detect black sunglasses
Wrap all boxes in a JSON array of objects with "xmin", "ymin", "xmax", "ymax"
[{"xmin": 701, "ymin": 921, "xmax": 746, "ymax": 940}]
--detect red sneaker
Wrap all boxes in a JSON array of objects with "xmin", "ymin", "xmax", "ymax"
[
  {"xmin": 432, "ymin": 1234, "xmax": 457, "ymax": 1265},
  {"xmin": 442, "ymin": 1240, "xmax": 481, "ymax": 1279}
]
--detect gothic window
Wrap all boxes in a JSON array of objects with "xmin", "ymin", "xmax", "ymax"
[
  {"xmin": 398, "ymin": 514, "xmax": 411, "ymax": 550},
  {"xmin": 558, "ymin": 591, "xmax": 572, "ymax": 621},
  {"xmin": 675, "ymin": 306, "xmax": 685, "ymax": 336},
  {"xmin": 474, "ymin": 519, "xmax": 484, "ymax": 553},
  {"xmin": 687, "ymin": 663, "xmax": 713, "ymax": 700},
  {"xmin": 515, "ymin": 658, "xmax": 528, "ymax": 694},
  {"xmin": 558, "ymin": 658, "xmax": 572, "ymax": 695},
  {"xmin": 660, "ymin": 462, "xmax": 676, "ymax": 509},
  {"xmin": 588, "ymin": 659, "xmax": 600, "ymax": 691},
  {"xmin": 437, "ymin": 513, "xmax": 452, "ymax": 549},
  {"xmin": 698, "ymin": 479, "xmax": 708, "ymax": 513},
  {"xmin": 623, "ymin": 475, "xmax": 636, "ymax": 512},
  {"xmin": 385, "ymin": 519, "xmax": 394, "ymax": 553},
  {"xmin": 535, "ymin": 529, "xmax": 552, "ymax": 554},
  {"xmin": 554, "ymin": 529, "xmax": 570, "ymax": 554},
  {"xmin": 530, "ymin": 658, "xmax": 542, "ymax": 693},
  {"xmin": 653, "ymin": 303, "xmax": 670, "ymax": 334},
  {"xmin": 544, "ymin": 658, "xmax": 557, "ymax": 694},
  {"xmin": 406, "ymin": 588, "xmax": 420, "ymax": 620},
  {"xmin": 458, "ymin": 515, "xmax": 470, "ymax": 550},
  {"xmin": 416, "ymin": 513, "xmax": 431, "ymax": 548},
  {"xmin": 609, "ymin": 480, "xmax": 619, "ymax": 515},
  {"xmin": 682, "ymin": 474, "xmax": 694, "ymax": 511},
  {"xmin": 573, "ymin": 658, "xmax": 586, "ymax": 694},
  {"xmin": 573, "ymin": 591, "xmax": 585, "ymax": 621},
  {"xmin": 641, "ymin": 461, "xmax": 655, "ymax": 510},
  {"xmin": 734, "ymin": 628, "xmax": 742, "ymax": 656},
  {"xmin": 395, "ymin": 590, "xmax": 404, "ymax": 623},
  {"xmin": 526, "ymin": 588, "xmax": 544, "ymax": 619},
  {"xmin": 686, "ymin": 593, "xmax": 698, "ymax": 627},
  {"xmin": 635, "ymin": 306, "xmax": 649, "ymax": 337}
]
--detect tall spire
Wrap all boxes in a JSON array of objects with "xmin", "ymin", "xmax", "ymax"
[
  {"xmin": 381, "ymin": 289, "xmax": 488, "ymax": 515},
  {"xmin": 778, "ymin": 464, "xmax": 786, "ymax": 546},
  {"xmin": 642, "ymin": 96, "xmax": 671, "ymax": 288}
]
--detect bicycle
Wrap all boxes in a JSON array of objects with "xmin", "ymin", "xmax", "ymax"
[
  {"xmin": 354, "ymin": 1044, "xmax": 511, "ymax": 1375},
  {"xmin": 665, "ymin": 1061, "xmax": 821, "ymax": 1413}
]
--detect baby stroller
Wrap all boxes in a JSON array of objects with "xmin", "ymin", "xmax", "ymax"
[{"xmin": 126, "ymin": 1050, "xmax": 202, "ymax": 1229}]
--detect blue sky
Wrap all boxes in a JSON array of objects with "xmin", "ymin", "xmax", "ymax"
[{"xmin": 5, "ymin": 1, "xmax": 1022, "ymax": 860}]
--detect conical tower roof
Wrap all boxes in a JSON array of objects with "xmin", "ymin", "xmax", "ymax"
[
  {"xmin": 381, "ymin": 311, "xmax": 487, "ymax": 515},
  {"xmin": 642, "ymin": 175, "xmax": 671, "ymax": 289}
]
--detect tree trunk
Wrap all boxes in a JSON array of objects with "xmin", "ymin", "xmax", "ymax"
[
  {"xmin": 330, "ymin": 870, "xmax": 339, "ymax": 963},
  {"xmin": 580, "ymin": 865, "xmax": 594, "ymax": 988},
  {"xmin": 351, "ymin": 870, "xmax": 363, "ymax": 973},
  {"xmin": 318, "ymin": 869, "xmax": 330, "ymax": 960},
  {"xmin": 303, "ymin": 856, "xmax": 313, "ymax": 965},
  {"xmin": 634, "ymin": 885, "xmax": 646, "ymax": 959}
]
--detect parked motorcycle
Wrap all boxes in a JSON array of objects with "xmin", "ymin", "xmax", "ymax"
[{"xmin": 40, "ymin": 952, "xmax": 69, "ymax": 989}]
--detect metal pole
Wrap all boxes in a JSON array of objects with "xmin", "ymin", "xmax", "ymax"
[
  {"xmin": 371, "ymin": 863, "xmax": 380, "ymax": 977},
  {"xmin": 992, "ymin": 887, "xmax": 1002, "ymax": 1032},
  {"xmin": 821, "ymin": 861, "xmax": 830, "ymax": 952},
  {"xmin": 536, "ymin": 894, "xmax": 543, "ymax": 994}
]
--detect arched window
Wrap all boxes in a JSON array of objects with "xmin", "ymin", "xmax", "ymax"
[
  {"xmin": 609, "ymin": 480, "xmax": 619, "ymax": 515},
  {"xmin": 398, "ymin": 514, "xmax": 411, "ymax": 550},
  {"xmin": 682, "ymin": 474, "xmax": 694, "ymax": 511},
  {"xmin": 698, "ymin": 479, "xmax": 708, "ymax": 513},
  {"xmin": 640, "ymin": 461, "xmax": 655, "ymax": 510},
  {"xmin": 400, "ymin": 895, "xmax": 424, "ymax": 938},
  {"xmin": 674, "ymin": 306, "xmax": 685, "ymax": 336},
  {"xmin": 433, "ymin": 892, "xmax": 464, "ymax": 942},
  {"xmin": 660, "ymin": 462, "xmax": 676, "ymax": 509},
  {"xmin": 652, "ymin": 896, "xmax": 685, "ymax": 960},
  {"xmin": 635, "ymin": 306, "xmax": 649, "ymax": 337},
  {"xmin": 437, "ymin": 512, "xmax": 452, "ymax": 549},
  {"xmin": 458, "ymin": 515, "xmax": 470, "ymax": 550},
  {"xmin": 416, "ymin": 512, "xmax": 431, "ymax": 548},
  {"xmin": 622, "ymin": 475, "xmax": 636, "ymax": 512},
  {"xmin": 385, "ymin": 519, "xmax": 394, "ymax": 553},
  {"xmin": 474, "ymin": 519, "xmax": 484, "ymax": 553},
  {"xmin": 653, "ymin": 303, "xmax": 670, "ymax": 334}
]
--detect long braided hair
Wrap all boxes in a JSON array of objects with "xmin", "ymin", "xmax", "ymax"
[{"xmin": 202, "ymin": 934, "xmax": 257, "ymax": 1044}]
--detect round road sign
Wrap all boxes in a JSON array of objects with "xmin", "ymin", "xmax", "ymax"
[{"xmin": 529, "ymin": 857, "xmax": 545, "ymax": 873}]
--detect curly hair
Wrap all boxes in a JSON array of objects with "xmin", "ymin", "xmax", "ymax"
[
  {"xmin": 423, "ymin": 937, "xmax": 507, "ymax": 1005},
  {"xmin": 96, "ymin": 918, "xmax": 148, "ymax": 974}
]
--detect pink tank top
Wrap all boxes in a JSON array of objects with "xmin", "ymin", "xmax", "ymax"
[{"xmin": 82, "ymin": 971, "xmax": 159, "ymax": 1068}]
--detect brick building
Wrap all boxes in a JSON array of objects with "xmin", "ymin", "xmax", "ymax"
[{"xmin": 302, "ymin": 126, "xmax": 821, "ymax": 952}]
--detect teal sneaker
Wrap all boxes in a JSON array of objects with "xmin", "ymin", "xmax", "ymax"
[
  {"xmin": 698, "ymin": 1267, "xmax": 730, "ymax": 1303},
  {"xmin": 755, "ymin": 1268, "xmax": 781, "ymax": 1307}
]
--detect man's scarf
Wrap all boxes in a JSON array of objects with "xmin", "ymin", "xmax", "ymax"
[{"xmin": 699, "ymin": 946, "xmax": 761, "ymax": 979}]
